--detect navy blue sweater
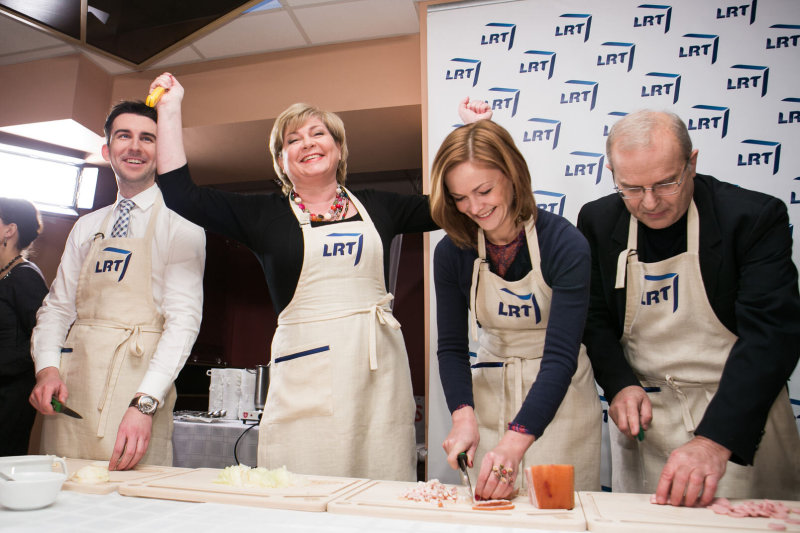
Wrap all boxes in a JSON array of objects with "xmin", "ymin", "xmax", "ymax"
[{"xmin": 434, "ymin": 209, "xmax": 591, "ymax": 438}]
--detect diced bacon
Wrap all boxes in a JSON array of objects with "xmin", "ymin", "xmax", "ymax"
[
  {"xmin": 402, "ymin": 479, "xmax": 459, "ymax": 506},
  {"xmin": 767, "ymin": 523, "xmax": 786, "ymax": 531}
]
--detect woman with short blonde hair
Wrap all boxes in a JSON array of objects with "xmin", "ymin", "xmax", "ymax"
[{"xmin": 151, "ymin": 72, "xmax": 437, "ymax": 481}]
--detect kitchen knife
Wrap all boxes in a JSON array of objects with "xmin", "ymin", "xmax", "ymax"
[
  {"xmin": 51, "ymin": 397, "xmax": 83, "ymax": 419},
  {"xmin": 457, "ymin": 452, "xmax": 474, "ymax": 503}
]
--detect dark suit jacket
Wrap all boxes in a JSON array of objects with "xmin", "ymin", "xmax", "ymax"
[{"xmin": 577, "ymin": 174, "xmax": 800, "ymax": 465}]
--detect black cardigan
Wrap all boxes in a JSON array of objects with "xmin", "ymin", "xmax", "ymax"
[{"xmin": 576, "ymin": 174, "xmax": 800, "ymax": 465}]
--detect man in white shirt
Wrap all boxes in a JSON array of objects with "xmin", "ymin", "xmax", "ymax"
[{"xmin": 29, "ymin": 101, "xmax": 205, "ymax": 470}]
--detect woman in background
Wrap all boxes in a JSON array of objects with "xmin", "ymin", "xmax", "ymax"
[
  {"xmin": 430, "ymin": 101, "xmax": 601, "ymax": 500},
  {"xmin": 0, "ymin": 197, "xmax": 47, "ymax": 456}
]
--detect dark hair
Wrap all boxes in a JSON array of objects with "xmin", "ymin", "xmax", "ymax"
[
  {"xmin": 104, "ymin": 101, "xmax": 158, "ymax": 144},
  {"xmin": 0, "ymin": 197, "xmax": 43, "ymax": 251}
]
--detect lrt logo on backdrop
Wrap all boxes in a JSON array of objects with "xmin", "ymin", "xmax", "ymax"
[
  {"xmin": 791, "ymin": 177, "xmax": 800, "ymax": 205},
  {"xmin": 95, "ymin": 247, "xmax": 132, "ymax": 282},
  {"xmin": 560, "ymin": 80, "xmax": 598, "ymax": 110},
  {"xmin": 523, "ymin": 118, "xmax": 561, "ymax": 149},
  {"xmin": 737, "ymin": 140, "xmax": 781, "ymax": 175},
  {"xmin": 779, "ymin": 97, "xmax": 800, "ymax": 125},
  {"xmin": 498, "ymin": 288, "xmax": 541, "ymax": 323},
  {"xmin": 520, "ymin": 50, "xmax": 556, "ymax": 78},
  {"xmin": 322, "ymin": 233, "xmax": 364, "ymax": 266},
  {"xmin": 603, "ymin": 111, "xmax": 628, "ymax": 137},
  {"xmin": 687, "ymin": 105, "xmax": 729, "ymax": 138},
  {"xmin": 767, "ymin": 24, "xmax": 800, "ymax": 49},
  {"xmin": 679, "ymin": 34, "xmax": 719, "ymax": 64},
  {"xmin": 641, "ymin": 72, "xmax": 681, "ymax": 104},
  {"xmin": 597, "ymin": 42, "xmax": 635, "ymax": 72},
  {"xmin": 634, "ymin": 4, "xmax": 672, "ymax": 33},
  {"xmin": 716, "ymin": 1, "xmax": 757, "ymax": 24},
  {"xmin": 727, "ymin": 65, "xmax": 768, "ymax": 97},
  {"xmin": 641, "ymin": 273, "xmax": 679, "ymax": 312},
  {"xmin": 481, "ymin": 23, "xmax": 516, "ymax": 50},
  {"xmin": 555, "ymin": 13, "xmax": 592, "ymax": 42},
  {"xmin": 488, "ymin": 87, "xmax": 520, "ymax": 117},
  {"xmin": 535, "ymin": 190, "xmax": 566, "ymax": 216},
  {"xmin": 565, "ymin": 152, "xmax": 605, "ymax": 185},
  {"xmin": 445, "ymin": 58, "xmax": 481, "ymax": 87}
]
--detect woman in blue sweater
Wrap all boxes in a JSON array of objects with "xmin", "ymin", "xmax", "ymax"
[{"xmin": 430, "ymin": 102, "xmax": 601, "ymax": 500}]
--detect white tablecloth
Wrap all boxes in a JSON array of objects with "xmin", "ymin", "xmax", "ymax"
[
  {"xmin": 172, "ymin": 419, "xmax": 259, "ymax": 468},
  {"xmin": 0, "ymin": 491, "xmax": 551, "ymax": 533}
]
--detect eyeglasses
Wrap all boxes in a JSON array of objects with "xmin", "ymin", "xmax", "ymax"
[{"xmin": 614, "ymin": 160, "xmax": 690, "ymax": 200}]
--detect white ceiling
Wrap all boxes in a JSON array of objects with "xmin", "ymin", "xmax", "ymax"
[{"xmin": 0, "ymin": 0, "xmax": 422, "ymax": 74}]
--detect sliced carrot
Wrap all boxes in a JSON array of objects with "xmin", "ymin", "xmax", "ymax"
[{"xmin": 472, "ymin": 499, "xmax": 515, "ymax": 511}]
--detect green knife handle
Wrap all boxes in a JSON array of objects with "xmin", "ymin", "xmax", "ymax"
[{"xmin": 51, "ymin": 397, "xmax": 63, "ymax": 412}]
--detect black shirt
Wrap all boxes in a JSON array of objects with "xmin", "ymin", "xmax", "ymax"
[
  {"xmin": 0, "ymin": 262, "xmax": 48, "ymax": 376},
  {"xmin": 158, "ymin": 165, "xmax": 438, "ymax": 314}
]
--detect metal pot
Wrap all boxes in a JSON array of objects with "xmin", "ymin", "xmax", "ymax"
[{"xmin": 254, "ymin": 364, "xmax": 269, "ymax": 410}]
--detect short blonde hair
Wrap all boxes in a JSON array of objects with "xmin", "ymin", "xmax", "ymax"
[
  {"xmin": 269, "ymin": 103, "xmax": 349, "ymax": 196},
  {"xmin": 430, "ymin": 120, "xmax": 536, "ymax": 249}
]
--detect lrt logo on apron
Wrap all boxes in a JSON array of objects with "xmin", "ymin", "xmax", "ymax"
[
  {"xmin": 498, "ymin": 288, "xmax": 542, "ymax": 322},
  {"xmin": 321, "ymin": 233, "xmax": 364, "ymax": 266},
  {"xmin": 94, "ymin": 247, "xmax": 132, "ymax": 282},
  {"xmin": 641, "ymin": 273, "xmax": 679, "ymax": 312}
]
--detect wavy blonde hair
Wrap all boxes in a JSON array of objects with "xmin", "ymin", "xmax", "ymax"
[{"xmin": 269, "ymin": 103, "xmax": 349, "ymax": 196}]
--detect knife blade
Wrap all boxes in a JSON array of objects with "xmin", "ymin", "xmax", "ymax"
[
  {"xmin": 457, "ymin": 452, "xmax": 474, "ymax": 503},
  {"xmin": 51, "ymin": 397, "xmax": 83, "ymax": 419}
]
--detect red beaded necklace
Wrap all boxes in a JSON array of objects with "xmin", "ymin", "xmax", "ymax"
[{"xmin": 290, "ymin": 186, "xmax": 350, "ymax": 222}]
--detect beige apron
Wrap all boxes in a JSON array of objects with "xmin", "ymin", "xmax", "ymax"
[
  {"xmin": 41, "ymin": 195, "xmax": 175, "ymax": 466},
  {"xmin": 613, "ymin": 201, "xmax": 800, "ymax": 498},
  {"xmin": 257, "ymin": 189, "xmax": 416, "ymax": 481},
  {"xmin": 470, "ymin": 218, "xmax": 602, "ymax": 491}
]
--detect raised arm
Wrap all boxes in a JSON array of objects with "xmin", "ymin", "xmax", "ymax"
[
  {"xmin": 458, "ymin": 96, "xmax": 493, "ymax": 124},
  {"xmin": 151, "ymin": 72, "xmax": 188, "ymax": 174}
]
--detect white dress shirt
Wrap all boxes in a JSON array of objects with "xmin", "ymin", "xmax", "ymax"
[{"xmin": 32, "ymin": 184, "xmax": 206, "ymax": 402}]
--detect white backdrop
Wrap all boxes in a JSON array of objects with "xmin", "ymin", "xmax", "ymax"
[{"xmin": 425, "ymin": 0, "xmax": 800, "ymax": 489}]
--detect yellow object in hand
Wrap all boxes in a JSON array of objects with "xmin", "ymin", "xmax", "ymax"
[{"xmin": 145, "ymin": 86, "xmax": 165, "ymax": 107}]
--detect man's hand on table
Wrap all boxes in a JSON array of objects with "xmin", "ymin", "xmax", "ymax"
[
  {"xmin": 109, "ymin": 408, "xmax": 154, "ymax": 471},
  {"xmin": 655, "ymin": 436, "xmax": 731, "ymax": 507}
]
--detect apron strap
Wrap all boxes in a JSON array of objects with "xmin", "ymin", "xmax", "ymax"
[
  {"xmin": 615, "ymin": 214, "xmax": 639, "ymax": 289},
  {"xmin": 469, "ymin": 257, "xmax": 483, "ymax": 342}
]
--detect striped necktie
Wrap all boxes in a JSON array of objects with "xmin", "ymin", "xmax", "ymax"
[{"xmin": 110, "ymin": 199, "xmax": 135, "ymax": 238}]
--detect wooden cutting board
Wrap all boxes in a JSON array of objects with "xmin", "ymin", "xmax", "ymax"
[
  {"xmin": 579, "ymin": 492, "xmax": 800, "ymax": 532},
  {"xmin": 118, "ymin": 467, "xmax": 367, "ymax": 511},
  {"xmin": 60, "ymin": 458, "xmax": 183, "ymax": 495},
  {"xmin": 327, "ymin": 479, "xmax": 586, "ymax": 530}
]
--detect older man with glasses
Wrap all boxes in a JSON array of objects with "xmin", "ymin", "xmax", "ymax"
[{"xmin": 577, "ymin": 109, "xmax": 800, "ymax": 506}]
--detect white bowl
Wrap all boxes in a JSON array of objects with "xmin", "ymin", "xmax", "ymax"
[
  {"xmin": 0, "ymin": 455, "xmax": 68, "ymax": 476},
  {"xmin": 0, "ymin": 471, "xmax": 67, "ymax": 510}
]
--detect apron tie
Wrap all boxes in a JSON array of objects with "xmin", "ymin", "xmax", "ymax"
[
  {"xmin": 665, "ymin": 374, "xmax": 697, "ymax": 433},
  {"xmin": 495, "ymin": 357, "xmax": 525, "ymax": 449},
  {"xmin": 367, "ymin": 293, "xmax": 401, "ymax": 371},
  {"xmin": 74, "ymin": 320, "xmax": 161, "ymax": 437}
]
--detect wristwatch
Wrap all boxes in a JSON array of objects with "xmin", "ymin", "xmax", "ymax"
[{"xmin": 129, "ymin": 395, "xmax": 159, "ymax": 415}]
